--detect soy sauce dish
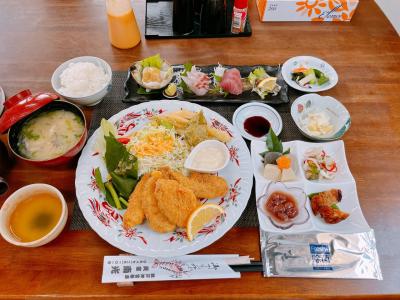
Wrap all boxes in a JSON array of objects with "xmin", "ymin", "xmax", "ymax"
[
  {"xmin": 0, "ymin": 90, "xmax": 88, "ymax": 166},
  {"xmin": 233, "ymin": 102, "xmax": 282, "ymax": 141}
]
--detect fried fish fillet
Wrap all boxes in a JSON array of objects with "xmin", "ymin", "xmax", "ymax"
[
  {"xmin": 122, "ymin": 173, "xmax": 150, "ymax": 229},
  {"xmin": 155, "ymin": 179, "xmax": 200, "ymax": 227},
  {"xmin": 156, "ymin": 167, "xmax": 228, "ymax": 199},
  {"xmin": 141, "ymin": 171, "xmax": 176, "ymax": 233},
  {"xmin": 187, "ymin": 172, "xmax": 229, "ymax": 199}
]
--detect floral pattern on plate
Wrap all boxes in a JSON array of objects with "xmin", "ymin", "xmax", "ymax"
[{"xmin": 75, "ymin": 100, "xmax": 253, "ymax": 257}]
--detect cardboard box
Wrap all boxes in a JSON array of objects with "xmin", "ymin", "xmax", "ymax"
[{"xmin": 256, "ymin": 0, "xmax": 359, "ymax": 22}]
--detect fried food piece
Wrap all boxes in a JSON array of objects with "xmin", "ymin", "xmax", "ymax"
[
  {"xmin": 318, "ymin": 206, "xmax": 349, "ymax": 224},
  {"xmin": 309, "ymin": 189, "xmax": 349, "ymax": 224},
  {"xmin": 207, "ymin": 126, "xmax": 232, "ymax": 143},
  {"xmin": 310, "ymin": 189, "xmax": 342, "ymax": 215},
  {"xmin": 123, "ymin": 174, "xmax": 150, "ymax": 229},
  {"xmin": 163, "ymin": 168, "xmax": 228, "ymax": 199},
  {"xmin": 141, "ymin": 171, "xmax": 175, "ymax": 233},
  {"xmin": 155, "ymin": 179, "xmax": 200, "ymax": 228},
  {"xmin": 187, "ymin": 172, "xmax": 229, "ymax": 199},
  {"xmin": 155, "ymin": 166, "xmax": 228, "ymax": 199}
]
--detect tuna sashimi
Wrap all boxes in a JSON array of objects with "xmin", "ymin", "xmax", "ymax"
[
  {"xmin": 181, "ymin": 66, "xmax": 211, "ymax": 96},
  {"xmin": 220, "ymin": 68, "xmax": 243, "ymax": 95}
]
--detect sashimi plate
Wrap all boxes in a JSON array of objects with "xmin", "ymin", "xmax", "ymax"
[{"xmin": 75, "ymin": 100, "xmax": 253, "ymax": 257}]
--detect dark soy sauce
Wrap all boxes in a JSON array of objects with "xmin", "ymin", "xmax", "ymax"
[{"xmin": 243, "ymin": 116, "xmax": 270, "ymax": 138}]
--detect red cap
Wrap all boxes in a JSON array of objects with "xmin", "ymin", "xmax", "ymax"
[
  {"xmin": 0, "ymin": 90, "xmax": 59, "ymax": 133},
  {"xmin": 234, "ymin": 0, "xmax": 248, "ymax": 9}
]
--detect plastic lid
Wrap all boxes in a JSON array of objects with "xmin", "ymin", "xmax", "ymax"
[
  {"xmin": 234, "ymin": 0, "xmax": 248, "ymax": 9},
  {"xmin": 0, "ymin": 89, "xmax": 59, "ymax": 133}
]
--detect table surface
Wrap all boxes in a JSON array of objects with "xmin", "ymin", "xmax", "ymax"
[{"xmin": 1, "ymin": 0, "xmax": 400, "ymax": 299}]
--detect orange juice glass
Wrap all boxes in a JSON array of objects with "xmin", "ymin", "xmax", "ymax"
[{"xmin": 106, "ymin": 0, "xmax": 141, "ymax": 49}]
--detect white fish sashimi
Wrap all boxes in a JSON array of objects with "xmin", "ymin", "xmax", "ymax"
[{"xmin": 181, "ymin": 66, "xmax": 211, "ymax": 96}]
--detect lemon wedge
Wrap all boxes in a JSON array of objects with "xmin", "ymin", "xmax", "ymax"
[
  {"xmin": 257, "ymin": 77, "xmax": 277, "ymax": 92},
  {"xmin": 186, "ymin": 204, "xmax": 224, "ymax": 241}
]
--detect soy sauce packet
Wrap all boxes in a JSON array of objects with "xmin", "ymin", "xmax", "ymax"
[{"xmin": 260, "ymin": 229, "xmax": 382, "ymax": 279}]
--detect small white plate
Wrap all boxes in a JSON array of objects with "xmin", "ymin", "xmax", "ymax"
[
  {"xmin": 282, "ymin": 56, "xmax": 338, "ymax": 92},
  {"xmin": 0, "ymin": 86, "xmax": 5, "ymax": 115},
  {"xmin": 232, "ymin": 102, "xmax": 282, "ymax": 141},
  {"xmin": 291, "ymin": 94, "xmax": 351, "ymax": 141}
]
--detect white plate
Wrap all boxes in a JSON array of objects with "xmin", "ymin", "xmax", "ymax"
[
  {"xmin": 0, "ymin": 86, "xmax": 5, "ymax": 115},
  {"xmin": 282, "ymin": 56, "xmax": 338, "ymax": 92},
  {"xmin": 251, "ymin": 140, "xmax": 370, "ymax": 234},
  {"xmin": 75, "ymin": 100, "xmax": 253, "ymax": 257},
  {"xmin": 291, "ymin": 94, "xmax": 351, "ymax": 141},
  {"xmin": 232, "ymin": 102, "xmax": 282, "ymax": 141}
]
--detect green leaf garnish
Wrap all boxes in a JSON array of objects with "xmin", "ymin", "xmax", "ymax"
[
  {"xmin": 331, "ymin": 204, "xmax": 339, "ymax": 210},
  {"xmin": 266, "ymin": 128, "xmax": 283, "ymax": 153},
  {"xmin": 307, "ymin": 192, "xmax": 319, "ymax": 199},
  {"xmin": 94, "ymin": 167, "xmax": 106, "ymax": 194},
  {"xmin": 140, "ymin": 54, "xmax": 163, "ymax": 69},
  {"xmin": 183, "ymin": 62, "xmax": 193, "ymax": 74}
]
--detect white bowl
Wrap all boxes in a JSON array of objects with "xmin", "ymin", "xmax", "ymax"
[
  {"xmin": 232, "ymin": 102, "xmax": 283, "ymax": 141},
  {"xmin": 184, "ymin": 140, "xmax": 230, "ymax": 173},
  {"xmin": 51, "ymin": 56, "xmax": 112, "ymax": 106},
  {"xmin": 282, "ymin": 56, "xmax": 338, "ymax": 93},
  {"xmin": 0, "ymin": 183, "xmax": 68, "ymax": 247},
  {"xmin": 291, "ymin": 94, "xmax": 351, "ymax": 141}
]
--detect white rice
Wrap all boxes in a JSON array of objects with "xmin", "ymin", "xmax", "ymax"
[{"xmin": 59, "ymin": 62, "xmax": 109, "ymax": 97}]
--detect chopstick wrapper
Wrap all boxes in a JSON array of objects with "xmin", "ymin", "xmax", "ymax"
[
  {"xmin": 102, "ymin": 254, "xmax": 241, "ymax": 283},
  {"xmin": 260, "ymin": 229, "xmax": 383, "ymax": 279}
]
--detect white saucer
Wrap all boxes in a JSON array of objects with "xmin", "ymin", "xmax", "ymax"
[
  {"xmin": 232, "ymin": 102, "xmax": 283, "ymax": 141},
  {"xmin": 282, "ymin": 56, "xmax": 338, "ymax": 93}
]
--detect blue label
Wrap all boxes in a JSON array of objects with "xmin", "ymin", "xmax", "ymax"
[{"xmin": 310, "ymin": 243, "xmax": 333, "ymax": 271}]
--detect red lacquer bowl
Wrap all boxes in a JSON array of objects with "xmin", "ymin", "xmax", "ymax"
[{"xmin": 0, "ymin": 90, "xmax": 87, "ymax": 167}]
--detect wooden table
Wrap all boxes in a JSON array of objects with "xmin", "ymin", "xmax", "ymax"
[{"xmin": 1, "ymin": 0, "xmax": 399, "ymax": 299}]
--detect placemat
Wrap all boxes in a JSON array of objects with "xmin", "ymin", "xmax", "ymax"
[{"xmin": 70, "ymin": 71, "xmax": 306, "ymax": 230}]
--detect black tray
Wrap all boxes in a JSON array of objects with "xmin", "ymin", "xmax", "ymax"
[
  {"xmin": 145, "ymin": 0, "xmax": 252, "ymax": 39},
  {"xmin": 123, "ymin": 64, "xmax": 290, "ymax": 105}
]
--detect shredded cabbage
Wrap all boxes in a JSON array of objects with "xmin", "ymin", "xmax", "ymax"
[{"xmin": 127, "ymin": 125, "xmax": 189, "ymax": 176}]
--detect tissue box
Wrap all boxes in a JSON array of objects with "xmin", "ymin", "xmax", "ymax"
[{"xmin": 256, "ymin": 0, "xmax": 359, "ymax": 22}]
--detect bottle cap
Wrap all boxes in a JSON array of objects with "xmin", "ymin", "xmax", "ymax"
[{"xmin": 234, "ymin": 0, "xmax": 248, "ymax": 9}]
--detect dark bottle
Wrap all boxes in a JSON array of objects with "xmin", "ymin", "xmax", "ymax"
[
  {"xmin": 173, "ymin": 0, "xmax": 195, "ymax": 35},
  {"xmin": 201, "ymin": 0, "xmax": 226, "ymax": 34}
]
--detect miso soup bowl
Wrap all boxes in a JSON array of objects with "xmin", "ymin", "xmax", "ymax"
[
  {"xmin": 7, "ymin": 100, "xmax": 88, "ymax": 167},
  {"xmin": 0, "ymin": 183, "xmax": 68, "ymax": 247}
]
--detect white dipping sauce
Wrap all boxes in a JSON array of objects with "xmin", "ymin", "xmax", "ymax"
[{"xmin": 191, "ymin": 146, "xmax": 226, "ymax": 170}]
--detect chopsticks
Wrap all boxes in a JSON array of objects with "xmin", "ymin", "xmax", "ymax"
[{"xmin": 230, "ymin": 261, "xmax": 263, "ymax": 273}]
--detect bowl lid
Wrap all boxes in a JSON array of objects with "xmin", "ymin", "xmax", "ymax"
[{"xmin": 0, "ymin": 89, "xmax": 59, "ymax": 133}]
